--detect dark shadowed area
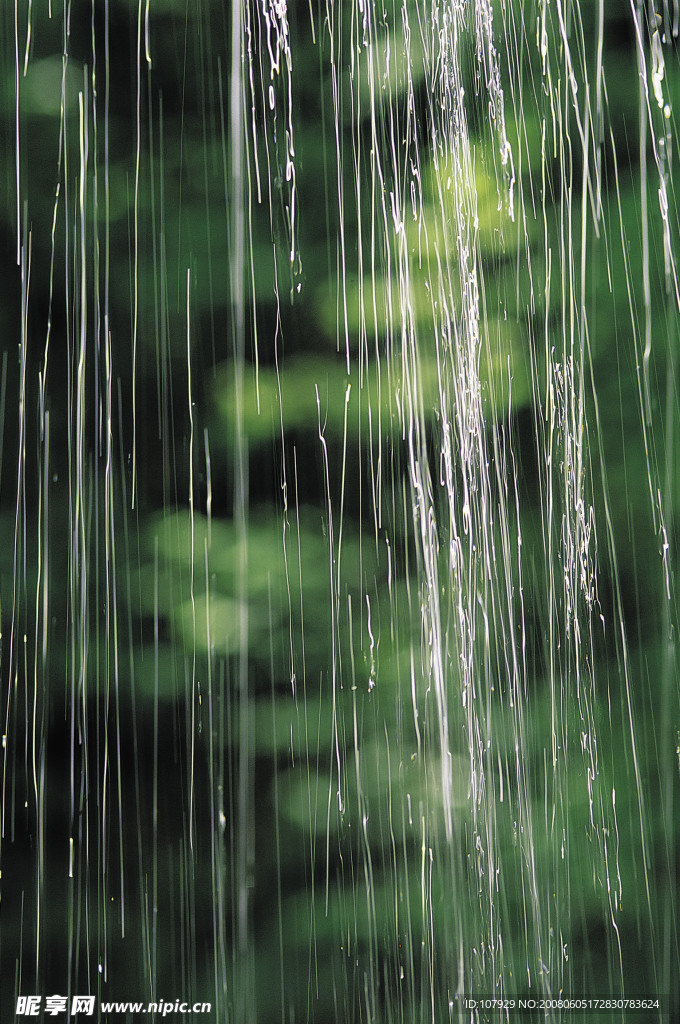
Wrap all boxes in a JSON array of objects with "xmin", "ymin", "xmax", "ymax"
[{"xmin": 0, "ymin": 2, "xmax": 678, "ymax": 1022}]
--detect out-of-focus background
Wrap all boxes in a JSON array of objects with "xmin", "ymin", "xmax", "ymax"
[{"xmin": 0, "ymin": 1, "xmax": 678, "ymax": 1021}]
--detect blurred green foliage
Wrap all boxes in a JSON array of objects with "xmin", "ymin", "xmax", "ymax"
[{"xmin": 1, "ymin": 0, "xmax": 679, "ymax": 1021}]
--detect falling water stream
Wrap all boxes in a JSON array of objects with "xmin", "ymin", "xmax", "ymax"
[{"xmin": 1, "ymin": 1, "xmax": 679, "ymax": 1021}]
